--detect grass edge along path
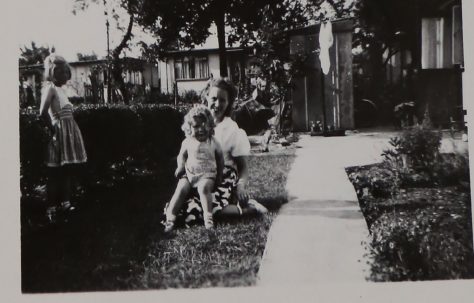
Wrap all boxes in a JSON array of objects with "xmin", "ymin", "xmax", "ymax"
[{"xmin": 132, "ymin": 150, "xmax": 296, "ymax": 289}]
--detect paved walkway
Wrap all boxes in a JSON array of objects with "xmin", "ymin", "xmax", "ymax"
[{"xmin": 257, "ymin": 132, "xmax": 394, "ymax": 286}]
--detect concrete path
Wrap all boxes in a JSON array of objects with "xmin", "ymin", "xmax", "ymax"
[{"xmin": 257, "ymin": 132, "xmax": 393, "ymax": 286}]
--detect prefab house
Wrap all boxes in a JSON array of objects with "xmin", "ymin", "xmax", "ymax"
[
  {"xmin": 418, "ymin": 0, "xmax": 464, "ymax": 127},
  {"xmin": 19, "ymin": 57, "xmax": 159, "ymax": 105},
  {"xmin": 381, "ymin": 0, "xmax": 465, "ymax": 127},
  {"xmin": 159, "ymin": 47, "xmax": 251, "ymax": 96}
]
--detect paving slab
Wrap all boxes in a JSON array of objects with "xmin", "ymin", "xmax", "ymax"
[{"xmin": 257, "ymin": 133, "xmax": 392, "ymax": 286}]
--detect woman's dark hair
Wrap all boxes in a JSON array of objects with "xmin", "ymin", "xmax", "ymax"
[{"xmin": 201, "ymin": 77, "xmax": 237, "ymax": 117}]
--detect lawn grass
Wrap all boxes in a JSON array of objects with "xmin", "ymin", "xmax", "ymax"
[
  {"xmin": 131, "ymin": 150, "xmax": 296, "ymax": 289},
  {"xmin": 21, "ymin": 146, "xmax": 295, "ymax": 292}
]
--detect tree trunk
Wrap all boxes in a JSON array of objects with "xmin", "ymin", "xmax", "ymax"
[
  {"xmin": 111, "ymin": 13, "xmax": 134, "ymax": 104},
  {"xmin": 215, "ymin": 9, "xmax": 228, "ymax": 78}
]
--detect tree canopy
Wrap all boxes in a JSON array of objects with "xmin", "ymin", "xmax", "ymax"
[
  {"xmin": 19, "ymin": 42, "xmax": 54, "ymax": 66},
  {"xmin": 134, "ymin": 0, "xmax": 313, "ymax": 77}
]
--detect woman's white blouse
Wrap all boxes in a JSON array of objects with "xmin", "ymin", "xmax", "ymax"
[{"xmin": 214, "ymin": 117, "xmax": 250, "ymax": 169}]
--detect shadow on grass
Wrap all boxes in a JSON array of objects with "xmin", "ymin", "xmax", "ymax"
[{"xmin": 21, "ymin": 151, "xmax": 296, "ymax": 292}]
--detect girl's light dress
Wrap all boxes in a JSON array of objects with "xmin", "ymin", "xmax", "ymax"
[
  {"xmin": 44, "ymin": 84, "xmax": 87, "ymax": 167},
  {"xmin": 182, "ymin": 136, "xmax": 218, "ymax": 187},
  {"xmin": 169, "ymin": 117, "xmax": 251, "ymax": 226}
]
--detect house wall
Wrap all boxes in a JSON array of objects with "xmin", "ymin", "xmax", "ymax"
[
  {"xmin": 159, "ymin": 60, "xmax": 171, "ymax": 94},
  {"xmin": 176, "ymin": 80, "xmax": 208, "ymax": 95},
  {"xmin": 142, "ymin": 64, "xmax": 160, "ymax": 88},
  {"xmin": 69, "ymin": 65, "xmax": 90, "ymax": 97},
  {"xmin": 290, "ymin": 20, "xmax": 354, "ymax": 131},
  {"xmin": 160, "ymin": 52, "xmax": 248, "ymax": 95},
  {"xmin": 208, "ymin": 53, "xmax": 220, "ymax": 78},
  {"xmin": 418, "ymin": 2, "xmax": 464, "ymax": 126}
]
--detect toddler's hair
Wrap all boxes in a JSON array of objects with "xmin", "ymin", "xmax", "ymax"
[
  {"xmin": 43, "ymin": 54, "xmax": 72, "ymax": 82},
  {"xmin": 182, "ymin": 105, "xmax": 215, "ymax": 138},
  {"xmin": 201, "ymin": 77, "xmax": 237, "ymax": 117}
]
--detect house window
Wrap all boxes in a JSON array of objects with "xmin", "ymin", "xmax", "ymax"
[
  {"xmin": 421, "ymin": 17, "xmax": 444, "ymax": 69},
  {"xmin": 452, "ymin": 5, "xmax": 463, "ymax": 65},
  {"xmin": 174, "ymin": 56, "xmax": 208, "ymax": 80}
]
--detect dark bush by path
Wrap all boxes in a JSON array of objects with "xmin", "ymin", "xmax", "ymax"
[{"xmin": 20, "ymin": 104, "xmax": 187, "ymax": 200}]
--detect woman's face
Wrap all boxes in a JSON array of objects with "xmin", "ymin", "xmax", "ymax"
[{"xmin": 206, "ymin": 86, "xmax": 229, "ymax": 123}]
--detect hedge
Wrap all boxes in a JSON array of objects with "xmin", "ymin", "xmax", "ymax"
[{"xmin": 20, "ymin": 104, "xmax": 189, "ymax": 197}]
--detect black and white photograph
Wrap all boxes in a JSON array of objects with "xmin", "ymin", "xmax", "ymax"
[{"xmin": 4, "ymin": 0, "xmax": 474, "ymax": 301}]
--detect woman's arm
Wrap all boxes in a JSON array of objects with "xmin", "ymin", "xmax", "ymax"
[
  {"xmin": 214, "ymin": 141, "xmax": 224, "ymax": 186},
  {"xmin": 234, "ymin": 155, "xmax": 249, "ymax": 205}
]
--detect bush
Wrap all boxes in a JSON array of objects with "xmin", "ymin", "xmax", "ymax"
[
  {"xmin": 347, "ymin": 164, "xmax": 397, "ymax": 198},
  {"xmin": 20, "ymin": 104, "xmax": 186, "ymax": 198},
  {"xmin": 179, "ymin": 90, "xmax": 201, "ymax": 104},
  {"xmin": 369, "ymin": 206, "xmax": 474, "ymax": 281},
  {"xmin": 382, "ymin": 126, "xmax": 442, "ymax": 173},
  {"xmin": 381, "ymin": 126, "xmax": 469, "ymax": 188}
]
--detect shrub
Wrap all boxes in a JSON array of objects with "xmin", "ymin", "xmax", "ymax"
[
  {"xmin": 382, "ymin": 126, "xmax": 441, "ymax": 173},
  {"xmin": 369, "ymin": 207, "xmax": 474, "ymax": 281},
  {"xmin": 179, "ymin": 90, "xmax": 200, "ymax": 104},
  {"xmin": 347, "ymin": 164, "xmax": 397, "ymax": 198},
  {"xmin": 20, "ymin": 104, "xmax": 186, "ymax": 198},
  {"xmin": 432, "ymin": 153, "xmax": 470, "ymax": 186}
]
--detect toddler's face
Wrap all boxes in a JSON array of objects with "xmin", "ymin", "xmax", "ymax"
[
  {"xmin": 191, "ymin": 116, "xmax": 210, "ymax": 142},
  {"xmin": 207, "ymin": 87, "xmax": 229, "ymax": 123}
]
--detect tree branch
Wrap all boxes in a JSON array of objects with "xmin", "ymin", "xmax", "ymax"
[{"xmin": 112, "ymin": 13, "xmax": 134, "ymax": 59}]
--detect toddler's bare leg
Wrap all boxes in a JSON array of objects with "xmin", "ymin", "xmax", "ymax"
[
  {"xmin": 197, "ymin": 179, "xmax": 215, "ymax": 228},
  {"xmin": 166, "ymin": 178, "xmax": 191, "ymax": 221}
]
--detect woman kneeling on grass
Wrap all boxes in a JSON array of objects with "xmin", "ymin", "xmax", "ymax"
[{"xmin": 163, "ymin": 77, "xmax": 268, "ymax": 230}]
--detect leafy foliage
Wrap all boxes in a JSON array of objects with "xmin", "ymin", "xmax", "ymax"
[
  {"xmin": 19, "ymin": 42, "xmax": 54, "ymax": 66},
  {"xmin": 20, "ymin": 104, "xmax": 186, "ymax": 199},
  {"xmin": 135, "ymin": 0, "xmax": 311, "ymax": 76},
  {"xmin": 368, "ymin": 192, "xmax": 473, "ymax": 281},
  {"xmin": 77, "ymin": 52, "xmax": 99, "ymax": 61},
  {"xmin": 347, "ymin": 126, "xmax": 472, "ymax": 281}
]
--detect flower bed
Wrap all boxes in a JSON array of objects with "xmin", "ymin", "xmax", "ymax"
[{"xmin": 346, "ymin": 126, "xmax": 474, "ymax": 281}]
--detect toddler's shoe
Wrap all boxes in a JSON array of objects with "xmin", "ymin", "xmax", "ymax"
[
  {"xmin": 163, "ymin": 220, "xmax": 175, "ymax": 233},
  {"xmin": 60, "ymin": 201, "xmax": 75, "ymax": 212},
  {"xmin": 248, "ymin": 199, "xmax": 268, "ymax": 214},
  {"xmin": 46, "ymin": 206, "xmax": 57, "ymax": 224}
]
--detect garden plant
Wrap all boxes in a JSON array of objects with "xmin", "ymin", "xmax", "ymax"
[{"xmin": 346, "ymin": 125, "xmax": 473, "ymax": 281}]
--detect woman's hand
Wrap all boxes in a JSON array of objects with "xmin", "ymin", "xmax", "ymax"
[
  {"xmin": 236, "ymin": 181, "xmax": 249, "ymax": 207},
  {"xmin": 234, "ymin": 156, "xmax": 250, "ymax": 206}
]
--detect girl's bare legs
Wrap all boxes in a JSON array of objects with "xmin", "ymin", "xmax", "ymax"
[
  {"xmin": 197, "ymin": 179, "xmax": 215, "ymax": 229},
  {"xmin": 46, "ymin": 168, "xmax": 60, "ymax": 220},
  {"xmin": 59, "ymin": 167, "xmax": 73, "ymax": 210},
  {"xmin": 164, "ymin": 178, "xmax": 191, "ymax": 232},
  {"xmin": 166, "ymin": 178, "xmax": 192, "ymax": 220}
]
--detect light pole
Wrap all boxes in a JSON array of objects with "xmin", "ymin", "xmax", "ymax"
[
  {"xmin": 106, "ymin": 18, "xmax": 111, "ymax": 103},
  {"xmin": 104, "ymin": 0, "xmax": 111, "ymax": 103}
]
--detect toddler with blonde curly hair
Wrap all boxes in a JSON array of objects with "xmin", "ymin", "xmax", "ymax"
[{"xmin": 164, "ymin": 105, "xmax": 224, "ymax": 232}]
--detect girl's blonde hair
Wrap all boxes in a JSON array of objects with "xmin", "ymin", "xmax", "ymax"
[
  {"xmin": 182, "ymin": 105, "xmax": 215, "ymax": 138},
  {"xmin": 43, "ymin": 54, "xmax": 72, "ymax": 82}
]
